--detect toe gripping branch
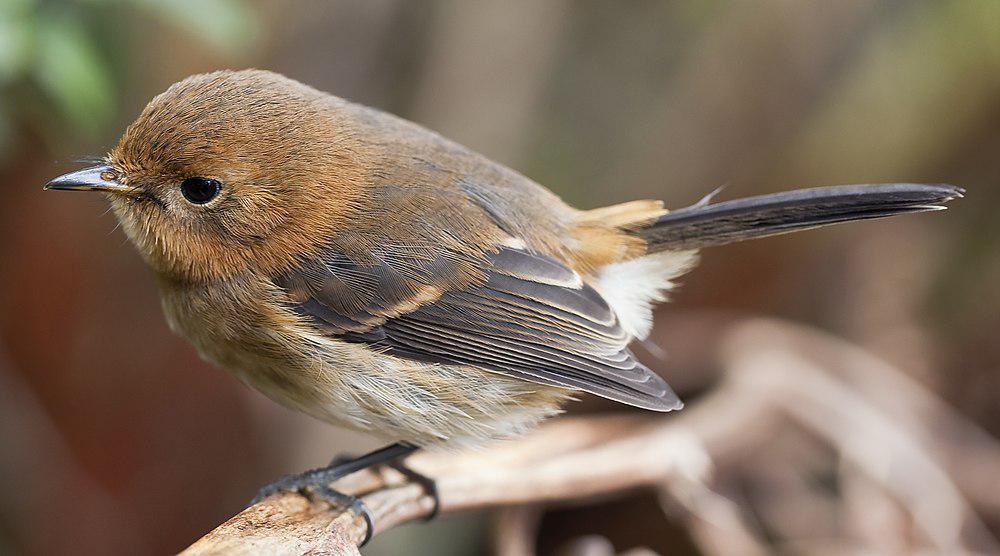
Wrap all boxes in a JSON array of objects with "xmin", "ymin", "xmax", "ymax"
[
  {"xmin": 387, "ymin": 458, "xmax": 441, "ymax": 520},
  {"xmin": 251, "ymin": 442, "xmax": 438, "ymax": 547}
]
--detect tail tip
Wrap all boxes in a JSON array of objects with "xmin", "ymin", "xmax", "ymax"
[{"xmin": 916, "ymin": 183, "xmax": 964, "ymax": 202}]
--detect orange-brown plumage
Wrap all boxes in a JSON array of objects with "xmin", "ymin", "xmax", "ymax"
[{"xmin": 46, "ymin": 69, "xmax": 962, "ymax": 448}]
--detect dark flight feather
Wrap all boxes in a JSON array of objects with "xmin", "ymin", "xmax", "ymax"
[{"xmin": 276, "ymin": 246, "xmax": 681, "ymax": 411}]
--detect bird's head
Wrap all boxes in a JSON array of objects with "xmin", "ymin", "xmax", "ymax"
[{"xmin": 45, "ymin": 69, "xmax": 371, "ymax": 283}]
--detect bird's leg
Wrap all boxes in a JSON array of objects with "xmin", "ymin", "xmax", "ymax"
[
  {"xmin": 252, "ymin": 443, "xmax": 418, "ymax": 503},
  {"xmin": 319, "ymin": 449, "xmax": 437, "ymax": 514},
  {"xmin": 250, "ymin": 442, "xmax": 421, "ymax": 546},
  {"xmin": 386, "ymin": 458, "xmax": 440, "ymax": 520},
  {"xmin": 328, "ymin": 452, "xmax": 357, "ymax": 467}
]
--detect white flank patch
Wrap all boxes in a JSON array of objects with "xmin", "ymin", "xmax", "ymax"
[
  {"xmin": 595, "ymin": 250, "xmax": 699, "ymax": 339},
  {"xmin": 500, "ymin": 236, "xmax": 528, "ymax": 250}
]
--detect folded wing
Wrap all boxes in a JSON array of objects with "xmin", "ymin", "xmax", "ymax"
[{"xmin": 275, "ymin": 245, "xmax": 681, "ymax": 411}]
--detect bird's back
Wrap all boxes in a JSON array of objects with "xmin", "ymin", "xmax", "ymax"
[{"xmin": 334, "ymin": 98, "xmax": 657, "ymax": 274}]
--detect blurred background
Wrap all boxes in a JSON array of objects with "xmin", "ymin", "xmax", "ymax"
[{"xmin": 2, "ymin": 1, "xmax": 999, "ymax": 554}]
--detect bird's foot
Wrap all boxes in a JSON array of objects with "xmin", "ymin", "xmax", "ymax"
[
  {"xmin": 326, "ymin": 448, "xmax": 440, "ymax": 519},
  {"xmin": 326, "ymin": 447, "xmax": 440, "ymax": 519},
  {"xmin": 250, "ymin": 462, "xmax": 352, "ymax": 505},
  {"xmin": 249, "ymin": 442, "xmax": 421, "ymax": 547},
  {"xmin": 324, "ymin": 446, "xmax": 439, "ymax": 520},
  {"xmin": 250, "ymin": 463, "xmax": 377, "ymax": 545}
]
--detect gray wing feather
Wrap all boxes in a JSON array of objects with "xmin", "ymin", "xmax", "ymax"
[{"xmin": 276, "ymin": 246, "xmax": 681, "ymax": 411}]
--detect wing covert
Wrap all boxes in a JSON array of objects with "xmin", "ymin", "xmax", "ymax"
[{"xmin": 275, "ymin": 245, "xmax": 681, "ymax": 411}]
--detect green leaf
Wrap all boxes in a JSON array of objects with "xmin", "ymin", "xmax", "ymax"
[
  {"xmin": 130, "ymin": 0, "xmax": 259, "ymax": 58},
  {"xmin": 0, "ymin": 0, "xmax": 36, "ymax": 83},
  {"xmin": 34, "ymin": 15, "xmax": 115, "ymax": 137}
]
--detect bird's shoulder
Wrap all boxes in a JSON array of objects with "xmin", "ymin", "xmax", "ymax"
[{"xmin": 342, "ymin": 101, "xmax": 588, "ymax": 261}]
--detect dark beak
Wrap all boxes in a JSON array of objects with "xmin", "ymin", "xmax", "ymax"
[{"xmin": 44, "ymin": 165, "xmax": 132, "ymax": 192}]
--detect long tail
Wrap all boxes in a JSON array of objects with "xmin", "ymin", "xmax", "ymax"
[{"xmin": 636, "ymin": 183, "xmax": 963, "ymax": 252}]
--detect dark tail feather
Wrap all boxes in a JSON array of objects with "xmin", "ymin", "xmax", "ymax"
[{"xmin": 639, "ymin": 183, "xmax": 964, "ymax": 252}]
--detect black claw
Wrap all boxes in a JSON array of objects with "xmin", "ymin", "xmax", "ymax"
[
  {"xmin": 250, "ymin": 475, "xmax": 375, "ymax": 546},
  {"xmin": 311, "ymin": 485, "xmax": 376, "ymax": 547},
  {"xmin": 247, "ymin": 443, "xmax": 421, "ymax": 546}
]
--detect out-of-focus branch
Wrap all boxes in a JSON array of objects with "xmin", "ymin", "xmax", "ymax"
[{"xmin": 494, "ymin": 505, "xmax": 543, "ymax": 556}]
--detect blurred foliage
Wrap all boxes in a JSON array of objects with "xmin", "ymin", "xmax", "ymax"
[
  {"xmin": 2, "ymin": 1, "xmax": 1000, "ymax": 554},
  {"xmin": 785, "ymin": 0, "xmax": 1000, "ymax": 178},
  {"xmin": 0, "ymin": 0, "xmax": 258, "ymax": 160}
]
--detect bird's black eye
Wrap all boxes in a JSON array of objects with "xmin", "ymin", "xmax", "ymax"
[{"xmin": 180, "ymin": 177, "xmax": 221, "ymax": 204}]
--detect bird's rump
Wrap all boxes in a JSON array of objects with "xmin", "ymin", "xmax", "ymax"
[{"xmin": 275, "ymin": 245, "xmax": 681, "ymax": 411}]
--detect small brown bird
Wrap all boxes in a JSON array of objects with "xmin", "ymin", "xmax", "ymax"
[{"xmin": 46, "ymin": 69, "xmax": 961, "ymax": 538}]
